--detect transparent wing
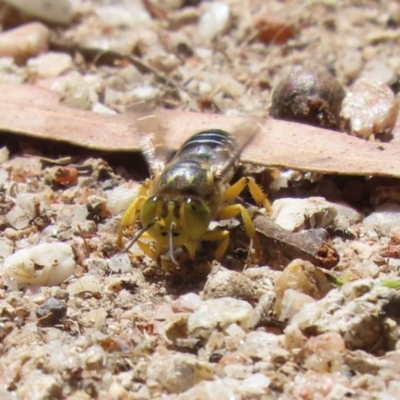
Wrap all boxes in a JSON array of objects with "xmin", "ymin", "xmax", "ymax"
[
  {"xmin": 130, "ymin": 105, "xmax": 174, "ymax": 176},
  {"xmin": 216, "ymin": 119, "xmax": 264, "ymax": 179}
]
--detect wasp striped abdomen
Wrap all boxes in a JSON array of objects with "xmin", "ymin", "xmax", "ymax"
[{"xmin": 172, "ymin": 129, "xmax": 238, "ymax": 182}]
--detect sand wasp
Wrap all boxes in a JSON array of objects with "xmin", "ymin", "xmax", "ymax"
[{"xmin": 117, "ymin": 115, "xmax": 270, "ymax": 264}]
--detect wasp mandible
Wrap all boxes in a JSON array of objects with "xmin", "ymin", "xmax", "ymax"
[{"xmin": 117, "ymin": 116, "xmax": 270, "ymax": 264}]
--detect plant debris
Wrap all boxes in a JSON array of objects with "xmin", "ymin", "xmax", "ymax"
[{"xmin": 253, "ymin": 212, "xmax": 339, "ymax": 269}]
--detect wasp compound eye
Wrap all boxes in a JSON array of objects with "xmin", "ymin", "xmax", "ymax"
[
  {"xmin": 140, "ymin": 196, "xmax": 159, "ymax": 227},
  {"xmin": 183, "ymin": 198, "xmax": 210, "ymax": 240}
]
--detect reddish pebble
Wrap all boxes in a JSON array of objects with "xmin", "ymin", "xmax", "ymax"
[
  {"xmin": 253, "ymin": 12, "xmax": 295, "ymax": 45},
  {"xmin": 218, "ymin": 352, "xmax": 248, "ymax": 367},
  {"xmin": 303, "ymin": 332, "xmax": 346, "ymax": 356},
  {"xmin": 0, "ymin": 22, "xmax": 49, "ymax": 59}
]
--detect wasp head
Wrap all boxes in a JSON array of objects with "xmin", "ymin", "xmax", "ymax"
[{"xmin": 140, "ymin": 196, "xmax": 211, "ymax": 262}]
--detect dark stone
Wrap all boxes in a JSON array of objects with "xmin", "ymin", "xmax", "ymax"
[
  {"xmin": 270, "ymin": 68, "xmax": 346, "ymax": 130},
  {"xmin": 36, "ymin": 297, "xmax": 67, "ymax": 327}
]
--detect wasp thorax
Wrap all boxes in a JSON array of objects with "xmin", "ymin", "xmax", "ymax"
[{"xmin": 157, "ymin": 160, "xmax": 216, "ymax": 200}]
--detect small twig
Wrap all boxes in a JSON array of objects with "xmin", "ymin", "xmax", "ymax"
[
  {"xmin": 6, "ymin": 182, "xmax": 18, "ymax": 201},
  {"xmin": 31, "ymin": 155, "xmax": 75, "ymax": 165},
  {"xmin": 77, "ymin": 224, "xmax": 90, "ymax": 257},
  {"xmin": 252, "ymin": 210, "xmax": 339, "ymax": 269}
]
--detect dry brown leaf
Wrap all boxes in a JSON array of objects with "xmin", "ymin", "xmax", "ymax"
[{"xmin": 0, "ymin": 81, "xmax": 399, "ymax": 177}]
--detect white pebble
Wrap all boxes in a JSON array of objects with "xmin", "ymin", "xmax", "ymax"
[
  {"xmin": 223, "ymin": 364, "xmax": 250, "ymax": 380},
  {"xmin": 105, "ymin": 85, "xmax": 159, "ymax": 106},
  {"xmin": 0, "ymin": 56, "xmax": 15, "ymax": 70},
  {"xmin": 332, "ymin": 203, "xmax": 362, "ymax": 228},
  {"xmin": 5, "ymin": 206, "xmax": 32, "ymax": 230},
  {"xmin": 1, "ymin": 243, "xmax": 75, "ymax": 290},
  {"xmin": 51, "ymin": 71, "xmax": 101, "ymax": 110},
  {"xmin": 188, "ymin": 297, "xmax": 259, "ymax": 339},
  {"xmin": 175, "ymin": 379, "xmax": 239, "ymax": 400},
  {"xmin": 0, "ymin": 238, "xmax": 13, "ymax": 261},
  {"xmin": 130, "ymin": 85, "xmax": 159, "ymax": 101},
  {"xmin": 279, "ymin": 289, "xmax": 315, "ymax": 322},
  {"xmin": 27, "ymin": 52, "xmax": 72, "ymax": 78},
  {"xmin": 218, "ymin": 75, "xmax": 245, "ymax": 98},
  {"xmin": 239, "ymin": 331, "xmax": 280, "ymax": 361},
  {"xmin": 271, "ymin": 197, "xmax": 337, "ymax": 232},
  {"xmin": 197, "ymin": 2, "xmax": 230, "ymax": 43},
  {"xmin": 351, "ymin": 259, "xmax": 380, "ymax": 279},
  {"xmin": 200, "ymin": 73, "xmax": 245, "ymax": 98},
  {"xmin": 67, "ymin": 275, "xmax": 101, "ymax": 296},
  {"xmin": 16, "ymin": 192, "xmax": 39, "ymax": 215},
  {"xmin": 337, "ymin": 50, "xmax": 363, "ymax": 81},
  {"xmin": 361, "ymin": 59, "xmax": 395, "ymax": 85},
  {"xmin": 195, "ymin": 47, "xmax": 213, "ymax": 59},
  {"xmin": 341, "ymin": 77, "xmax": 399, "ymax": 138},
  {"xmin": 16, "ymin": 370, "xmax": 61, "ymax": 399},
  {"xmin": 239, "ymin": 373, "xmax": 271, "ymax": 396},
  {"xmin": 108, "ymin": 383, "xmax": 130, "ymax": 399},
  {"xmin": 92, "ymin": 102, "xmax": 117, "ymax": 115},
  {"xmin": 386, "ymin": 380, "xmax": 400, "ymax": 398},
  {"xmin": 83, "ymin": 345, "xmax": 106, "ymax": 370},
  {"xmin": 0, "ymin": 168, "xmax": 8, "ymax": 186},
  {"xmin": 72, "ymin": 205, "xmax": 88, "ymax": 223},
  {"xmin": 147, "ymin": 353, "xmax": 214, "ymax": 394},
  {"xmin": 363, "ymin": 203, "xmax": 400, "ymax": 236},
  {"xmin": 82, "ymin": 35, "xmax": 138, "ymax": 55},
  {"xmin": 225, "ymin": 323, "xmax": 246, "ymax": 339},
  {"xmin": 95, "ymin": 5, "xmax": 151, "ymax": 28},
  {"xmin": 0, "ymin": 147, "xmax": 9, "ymax": 163},
  {"xmin": 108, "ymin": 253, "xmax": 132, "ymax": 273},
  {"xmin": 4, "ymin": 0, "xmax": 73, "ymax": 25},
  {"xmin": 105, "ymin": 184, "xmax": 139, "ymax": 215},
  {"xmin": 387, "ymin": 258, "xmax": 400, "ymax": 272},
  {"xmin": 172, "ymin": 293, "xmax": 203, "ymax": 313},
  {"xmin": 198, "ymin": 81, "xmax": 213, "ymax": 96}
]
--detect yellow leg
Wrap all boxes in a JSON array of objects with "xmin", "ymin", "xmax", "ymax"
[
  {"xmin": 202, "ymin": 229, "xmax": 230, "ymax": 260},
  {"xmin": 218, "ymin": 203, "xmax": 261, "ymax": 262},
  {"xmin": 223, "ymin": 177, "xmax": 271, "ymax": 214},
  {"xmin": 117, "ymin": 181, "xmax": 150, "ymax": 248},
  {"xmin": 141, "ymin": 232, "xmax": 153, "ymax": 239},
  {"xmin": 117, "ymin": 196, "xmax": 146, "ymax": 248},
  {"xmin": 137, "ymin": 240, "xmax": 157, "ymax": 260},
  {"xmin": 136, "ymin": 236, "xmax": 164, "ymax": 263}
]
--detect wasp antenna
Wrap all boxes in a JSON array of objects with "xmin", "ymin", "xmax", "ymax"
[
  {"xmin": 123, "ymin": 219, "xmax": 157, "ymax": 252},
  {"xmin": 169, "ymin": 223, "xmax": 179, "ymax": 265}
]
